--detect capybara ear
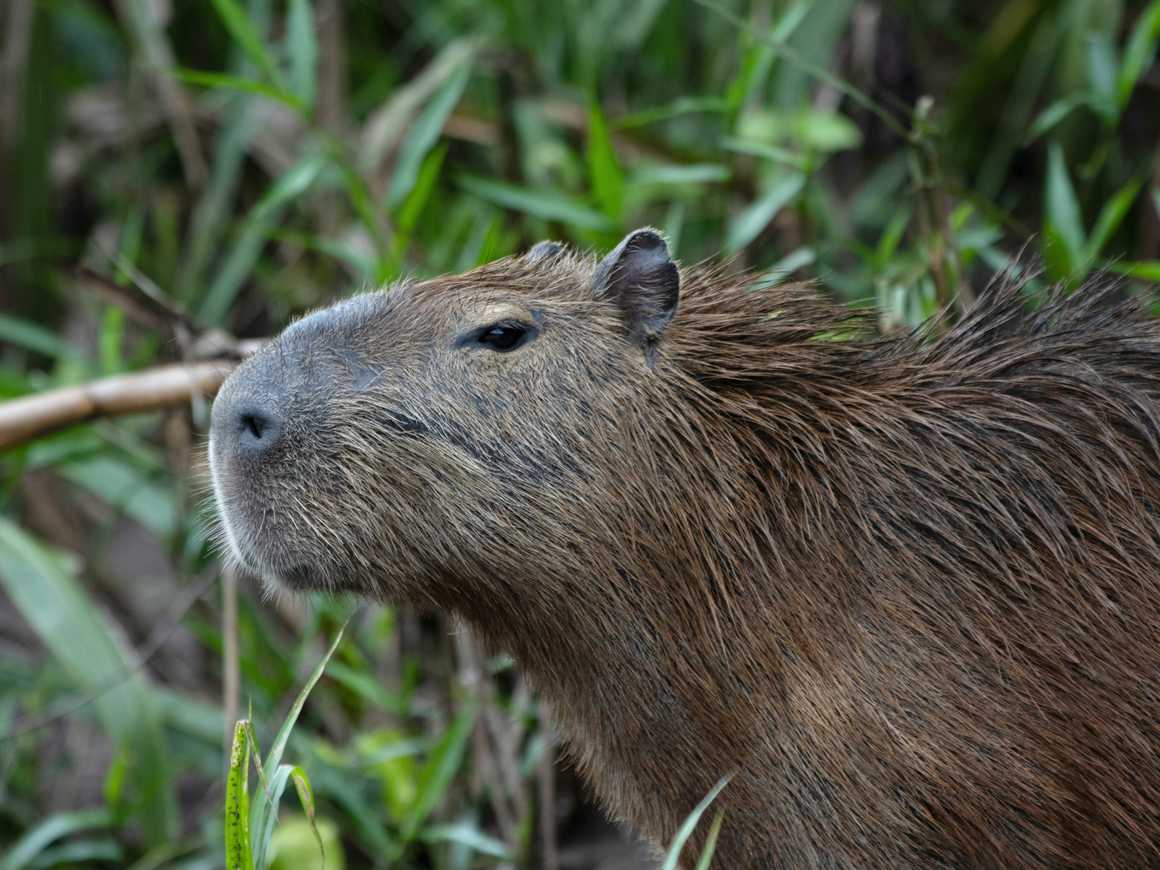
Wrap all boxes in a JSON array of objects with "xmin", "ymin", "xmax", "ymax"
[
  {"xmin": 525, "ymin": 240, "xmax": 566, "ymax": 262},
  {"xmin": 592, "ymin": 228, "xmax": 680, "ymax": 351}
]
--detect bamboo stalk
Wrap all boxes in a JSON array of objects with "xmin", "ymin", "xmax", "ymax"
[{"xmin": 0, "ymin": 356, "xmax": 251, "ymax": 452}]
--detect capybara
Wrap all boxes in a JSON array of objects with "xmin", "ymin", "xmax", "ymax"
[{"xmin": 210, "ymin": 228, "xmax": 1160, "ymax": 868}]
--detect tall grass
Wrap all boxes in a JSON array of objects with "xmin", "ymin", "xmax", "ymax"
[{"xmin": 0, "ymin": 0, "xmax": 1157, "ymax": 866}]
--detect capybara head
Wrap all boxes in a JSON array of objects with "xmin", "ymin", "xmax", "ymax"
[{"xmin": 210, "ymin": 229, "xmax": 688, "ymax": 607}]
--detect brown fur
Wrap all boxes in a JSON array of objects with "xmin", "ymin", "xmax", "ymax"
[{"xmin": 210, "ymin": 239, "xmax": 1160, "ymax": 868}]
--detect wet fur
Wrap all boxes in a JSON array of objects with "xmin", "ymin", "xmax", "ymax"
[{"xmin": 213, "ymin": 252, "xmax": 1160, "ymax": 868}]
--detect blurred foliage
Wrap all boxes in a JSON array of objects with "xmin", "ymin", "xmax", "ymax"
[{"xmin": 0, "ymin": 0, "xmax": 1158, "ymax": 867}]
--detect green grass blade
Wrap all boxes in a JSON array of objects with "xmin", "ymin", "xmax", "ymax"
[
  {"xmin": 1117, "ymin": 0, "xmax": 1160, "ymax": 108},
  {"xmin": 1086, "ymin": 178, "xmax": 1143, "ymax": 262},
  {"xmin": 98, "ymin": 305, "xmax": 124, "ymax": 375},
  {"xmin": 587, "ymin": 101, "xmax": 625, "ymax": 220},
  {"xmin": 22, "ymin": 837, "xmax": 121, "ymax": 868},
  {"xmin": 1108, "ymin": 260, "xmax": 1160, "ymax": 281},
  {"xmin": 1026, "ymin": 94, "xmax": 1096, "ymax": 143},
  {"xmin": 0, "ymin": 520, "xmax": 177, "ymax": 844},
  {"xmin": 611, "ymin": 0, "xmax": 668, "ymax": 48},
  {"xmin": 387, "ymin": 61, "xmax": 471, "ymax": 208},
  {"xmin": 199, "ymin": 152, "xmax": 328, "ymax": 324},
  {"xmin": 693, "ymin": 809, "xmax": 726, "ymax": 870},
  {"xmin": 0, "ymin": 808, "xmax": 111, "ymax": 870},
  {"xmin": 398, "ymin": 144, "xmax": 448, "ymax": 239},
  {"xmin": 630, "ymin": 164, "xmax": 732, "ymax": 186},
  {"xmin": 661, "ymin": 774, "xmax": 733, "ymax": 870},
  {"xmin": 726, "ymin": 173, "xmax": 805, "ymax": 253},
  {"xmin": 290, "ymin": 767, "xmax": 325, "ymax": 866},
  {"xmin": 59, "ymin": 456, "xmax": 176, "ymax": 538},
  {"xmin": 210, "ymin": 0, "xmax": 286, "ymax": 91},
  {"xmin": 722, "ymin": 136, "xmax": 808, "ymax": 168},
  {"xmin": 226, "ymin": 720, "xmax": 255, "ymax": 870},
  {"xmin": 331, "ymin": 153, "xmax": 389, "ymax": 272},
  {"xmin": 176, "ymin": 0, "xmax": 273, "ymax": 302},
  {"xmin": 1043, "ymin": 143, "xmax": 1086, "ymax": 280},
  {"xmin": 458, "ymin": 176, "xmax": 614, "ymax": 231},
  {"xmin": 252, "ymin": 764, "xmax": 294, "ymax": 870},
  {"xmin": 174, "ymin": 68, "xmax": 303, "ymax": 109},
  {"xmin": 616, "ymin": 96, "xmax": 726, "ymax": 128},
  {"xmin": 249, "ymin": 623, "xmax": 348, "ymax": 864},
  {"xmin": 358, "ymin": 38, "xmax": 480, "ymax": 174},
  {"xmin": 154, "ymin": 686, "xmax": 226, "ymax": 744},
  {"xmin": 199, "ymin": 208, "xmax": 280, "ymax": 326},
  {"xmin": 286, "ymin": 0, "xmax": 317, "ymax": 111},
  {"xmin": 385, "ymin": 144, "xmax": 448, "ymax": 277},
  {"xmin": 177, "ymin": 99, "xmax": 260, "ymax": 301},
  {"xmin": 697, "ymin": 0, "xmax": 905, "ymax": 136},
  {"xmin": 420, "ymin": 822, "xmax": 514, "ymax": 860},
  {"xmin": 0, "ymin": 313, "xmax": 86, "ymax": 362},
  {"xmin": 263, "ymin": 623, "xmax": 347, "ymax": 778},
  {"xmin": 399, "ymin": 701, "xmax": 477, "ymax": 842},
  {"xmin": 724, "ymin": 39, "xmax": 770, "ymax": 122},
  {"xmin": 1086, "ymin": 32, "xmax": 1118, "ymax": 119},
  {"xmin": 250, "ymin": 153, "xmax": 330, "ymax": 225},
  {"xmin": 758, "ymin": 246, "xmax": 817, "ymax": 285}
]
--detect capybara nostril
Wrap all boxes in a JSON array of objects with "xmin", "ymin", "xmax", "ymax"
[{"xmin": 232, "ymin": 404, "xmax": 280, "ymax": 456}]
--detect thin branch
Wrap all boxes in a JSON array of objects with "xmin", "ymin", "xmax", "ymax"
[
  {"xmin": 453, "ymin": 629, "xmax": 522, "ymax": 847},
  {"xmin": 74, "ymin": 266, "xmax": 199, "ymax": 334},
  {"xmin": 223, "ymin": 565, "xmax": 240, "ymax": 761},
  {"xmin": 538, "ymin": 731, "xmax": 560, "ymax": 870},
  {"xmin": 0, "ymin": 347, "xmax": 262, "ymax": 452}
]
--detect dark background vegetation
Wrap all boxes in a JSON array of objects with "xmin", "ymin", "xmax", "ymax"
[{"xmin": 1, "ymin": 0, "xmax": 1158, "ymax": 867}]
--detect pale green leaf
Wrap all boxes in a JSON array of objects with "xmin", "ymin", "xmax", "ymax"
[
  {"xmin": 1026, "ymin": 94, "xmax": 1096, "ymax": 142},
  {"xmin": 421, "ymin": 822, "xmax": 514, "ymax": 860},
  {"xmin": 693, "ymin": 810, "xmax": 726, "ymax": 870},
  {"xmin": 1086, "ymin": 32, "xmax": 1118, "ymax": 119},
  {"xmin": 1108, "ymin": 260, "xmax": 1160, "ymax": 281},
  {"xmin": 286, "ymin": 0, "xmax": 317, "ymax": 110},
  {"xmin": 726, "ymin": 173, "xmax": 805, "ymax": 253},
  {"xmin": 631, "ymin": 164, "xmax": 732, "ymax": 186},
  {"xmin": 0, "ymin": 314, "xmax": 85, "ymax": 362},
  {"xmin": 1087, "ymin": 178, "xmax": 1142, "ymax": 261},
  {"xmin": 661, "ymin": 774, "xmax": 733, "ymax": 870},
  {"xmin": 587, "ymin": 101, "xmax": 625, "ymax": 219},
  {"xmin": 388, "ymin": 62, "xmax": 471, "ymax": 207},
  {"xmin": 250, "ymin": 624, "xmax": 348, "ymax": 865},
  {"xmin": 200, "ymin": 153, "xmax": 328, "ymax": 324},
  {"xmin": 290, "ymin": 767, "xmax": 324, "ymax": 863},
  {"xmin": 1117, "ymin": 0, "xmax": 1160, "ymax": 108},
  {"xmin": 400, "ymin": 702, "xmax": 477, "ymax": 841},
  {"xmin": 210, "ymin": 0, "xmax": 286, "ymax": 90},
  {"xmin": 0, "ymin": 809, "xmax": 111, "ymax": 870},
  {"xmin": 0, "ymin": 521, "xmax": 176, "ymax": 844},
  {"xmin": 252, "ymin": 764, "xmax": 294, "ymax": 870},
  {"xmin": 174, "ymin": 68, "xmax": 302, "ymax": 109},
  {"xmin": 458, "ymin": 176, "xmax": 614, "ymax": 231},
  {"xmin": 1043, "ymin": 143, "xmax": 1085, "ymax": 277}
]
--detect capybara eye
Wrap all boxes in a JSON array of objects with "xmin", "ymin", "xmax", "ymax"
[{"xmin": 472, "ymin": 321, "xmax": 535, "ymax": 352}]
